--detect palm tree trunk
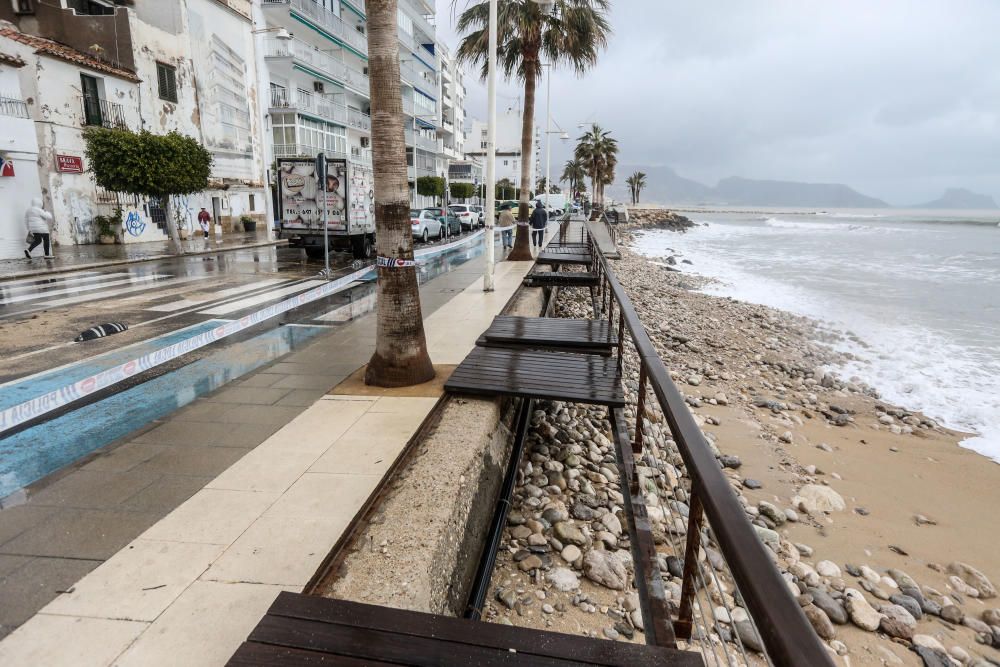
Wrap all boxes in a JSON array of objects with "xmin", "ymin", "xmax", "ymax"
[
  {"xmin": 364, "ymin": 0, "xmax": 434, "ymax": 388},
  {"xmin": 507, "ymin": 57, "xmax": 537, "ymax": 261}
]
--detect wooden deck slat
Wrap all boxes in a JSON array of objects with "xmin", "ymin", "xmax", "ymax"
[
  {"xmin": 524, "ymin": 272, "xmax": 600, "ymax": 288},
  {"xmin": 445, "ymin": 347, "xmax": 625, "ymax": 407},
  {"xmin": 480, "ymin": 316, "xmax": 615, "ymax": 352},
  {"xmin": 536, "ymin": 252, "xmax": 592, "ymax": 266},
  {"xmin": 229, "ymin": 593, "xmax": 703, "ymax": 667}
]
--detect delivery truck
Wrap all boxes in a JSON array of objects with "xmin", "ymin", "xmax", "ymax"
[{"xmin": 276, "ymin": 156, "xmax": 375, "ymax": 260}]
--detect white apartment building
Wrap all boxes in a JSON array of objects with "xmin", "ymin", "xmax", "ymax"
[
  {"xmin": 0, "ymin": 0, "xmax": 269, "ymax": 249},
  {"xmin": 256, "ymin": 0, "xmax": 459, "ymax": 210},
  {"xmin": 465, "ymin": 107, "xmax": 540, "ymax": 196}
]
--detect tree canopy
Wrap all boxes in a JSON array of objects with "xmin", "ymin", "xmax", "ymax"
[{"xmin": 83, "ymin": 127, "xmax": 212, "ymax": 198}]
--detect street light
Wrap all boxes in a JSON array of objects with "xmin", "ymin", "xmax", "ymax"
[{"xmin": 483, "ymin": 0, "xmax": 498, "ymax": 292}]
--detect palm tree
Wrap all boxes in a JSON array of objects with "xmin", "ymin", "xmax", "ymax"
[
  {"xmin": 625, "ymin": 170, "xmax": 646, "ymax": 204},
  {"xmin": 574, "ymin": 123, "xmax": 618, "ymax": 210},
  {"xmin": 457, "ymin": 0, "xmax": 611, "ymax": 260},
  {"xmin": 561, "ymin": 158, "xmax": 586, "ymax": 197},
  {"xmin": 364, "ymin": 0, "xmax": 435, "ymax": 388}
]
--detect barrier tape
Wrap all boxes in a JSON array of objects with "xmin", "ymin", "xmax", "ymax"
[
  {"xmin": 376, "ymin": 256, "xmax": 416, "ymax": 268},
  {"xmin": 0, "ymin": 230, "xmax": 489, "ymax": 436}
]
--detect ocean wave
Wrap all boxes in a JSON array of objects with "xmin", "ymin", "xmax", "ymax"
[{"xmin": 763, "ymin": 217, "xmax": 857, "ymax": 231}]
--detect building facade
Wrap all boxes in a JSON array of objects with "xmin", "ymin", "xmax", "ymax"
[
  {"xmin": 465, "ymin": 107, "xmax": 538, "ymax": 197},
  {"xmin": 256, "ymin": 0, "xmax": 462, "ymax": 212},
  {"xmin": 0, "ymin": 0, "xmax": 268, "ymax": 250},
  {"xmin": 0, "ymin": 49, "xmax": 42, "ymax": 259}
]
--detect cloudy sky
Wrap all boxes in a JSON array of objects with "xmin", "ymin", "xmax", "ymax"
[{"xmin": 436, "ymin": 0, "xmax": 1000, "ymax": 205}]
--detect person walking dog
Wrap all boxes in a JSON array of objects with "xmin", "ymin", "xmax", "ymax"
[
  {"xmin": 24, "ymin": 198, "xmax": 54, "ymax": 259},
  {"xmin": 529, "ymin": 200, "xmax": 548, "ymax": 249}
]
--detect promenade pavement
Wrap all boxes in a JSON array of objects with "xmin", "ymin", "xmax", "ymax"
[
  {"xmin": 0, "ymin": 229, "xmax": 554, "ymax": 665},
  {"xmin": 0, "ymin": 231, "xmax": 285, "ymax": 280}
]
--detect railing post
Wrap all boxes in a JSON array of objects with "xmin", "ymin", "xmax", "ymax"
[
  {"xmin": 675, "ymin": 492, "xmax": 704, "ymax": 641},
  {"xmin": 616, "ymin": 313, "xmax": 625, "ymax": 375},
  {"xmin": 633, "ymin": 364, "xmax": 647, "ymax": 454}
]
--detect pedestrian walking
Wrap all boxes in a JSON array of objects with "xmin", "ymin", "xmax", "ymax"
[
  {"xmin": 529, "ymin": 200, "xmax": 548, "ymax": 249},
  {"xmin": 24, "ymin": 197, "xmax": 54, "ymax": 259},
  {"xmin": 498, "ymin": 203, "xmax": 515, "ymax": 249},
  {"xmin": 198, "ymin": 207, "xmax": 212, "ymax": 239}
]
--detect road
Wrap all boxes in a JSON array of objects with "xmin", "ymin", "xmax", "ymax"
[{"xmin": 0, "ymin": 228, "xmax": 492, "ymax": 501}]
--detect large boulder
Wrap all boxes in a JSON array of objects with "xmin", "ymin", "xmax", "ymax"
[
  {"xmin": 844, "ymin": 591, "xmax": 882, "ymax": 631},
  {"xmin": 948, "ymin": 562, "xmax": 996, "ymax": 599},
  {"xmin": 583, "ymin": 550, "xmax": 627, "ymax": 590},
  {"xmin": 793, "ymin": 484, "xmax": 846, "ymax": 513}
]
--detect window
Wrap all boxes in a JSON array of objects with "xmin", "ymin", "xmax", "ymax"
[
  {"xmin": 80, "ymin": 74, "xmax": 103, "ymax": 126},
  {"xmin": 503, "ymin": 160, "xmax": 508, "ymax": 166},
  {"xmin": 156, "ymin": 62, "xmax": 178, "ymax": 103},
  {"xmin": 14, "ymin": 0, "xmax": 35, "ymax": 14},
  {"xmin": 249, "ymin": 194, "xmax": 255, "ymax": 211}
]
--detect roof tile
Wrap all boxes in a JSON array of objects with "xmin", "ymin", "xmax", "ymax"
[{"xmin": 0, "ymin": 28, "xmax": 140, "ymax": 83}]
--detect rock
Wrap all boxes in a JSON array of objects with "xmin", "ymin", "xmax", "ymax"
[
  {"xmin": 940, "ymin": 604, "xmax": 963, "ymax": 624},
  {"xmin": 541, "ymin": 603, "xmax": 554, "ymax": 614},
  {"xmin": 630, "ymin": 609, "xmax": 644, "ymax": 631},
  {"xmin": 876, "ymin": 646, "xmax": 905, "ymax": 665},
  {"xmin": 808, "ymin": 588, "xmax": 848, "ymax": 624},
  {"xmin": 714, "ymin": 392, "xmax": 729, "ymax": 406},
  {"xmin": 719, "ymin": 455, "xmax": 741, "ymax": 469},
  {"xmin": 547, "ymin": 568, "xmax": 579, "ymax": 594},
  {"xmin": 665, "ymin": 555, "xmax": 684, "ymax": 579},
  {"xmin": 844, "ymin": 592, "xmax": 882, "ymax": 631},
  {"xmin": 758, "ymin": 501, "xmax": 786, "ymax": 526},
  {"xmin": 496, "ymin": 588, "xmax": 517, "ymax": 609},
  {"xmin": 583, "ymin": 550, "xmax": 628, "ymax": 590},
  {"xmin": 964, "ymin": 616, "xmax": 992, "ymax": 635},
  {"xmin": 860, "ymin": 565, "xmax": 881, "ymax": 584},
  {"xmin": 829, "ymin": 640, "xmax": 848, "ymax": 656},
  {"xmin": 793, "ymin": 484, "xmax": 846, "ymax": 513},
  {"xmin": 743, "ymin": 478, "xmax": 762, "ymax": 490},
  {"xmin": 734, "ymin": 620, "xmax": 764, "ymax": 653},
  {"xmin": 950, "ymin": 574, "xmax": 981, "ymax": 598},
  {"xmin": 554, "ymin": 521, "xmax": 587, "ymax": 547},
  {"xmin": 687, "ymin": 375, "xmax": 702, "ymax": 386},
  {"xmin": 983, "ymin": 608, "xmax": 1000, "ymax": 626},
  {"xmin": 603, "ymin": 626, "xmax": 619, "ymax": 640},
  {"xmin": 912, "ymin": 634, "xmax": 946, "ymax": 652},
  {"xmin": 784, "ymin": 508, "xmax": 799, "ymax": 523},
  {"xmin": 542, "ymin": 507, "xmax": 568, "ymax": 524},
  {"xmin": 561, "ymin": 545, "xmax": 582, "ymax": 563},
  {"xmin": 948, "ymin": 646, "xmax": 970, "ymax": 664},
  {"xmin": 518, "ymin": 555, "xmax": 544, "ymax": 572},
  {"xmin": 888, "ymin": 568, "xmax": 920, "ymax": 590},
  {"xmin": 779, "ymin": 431, "xmax": 793, "ymax": 443},
  {"xmin": 600, "ymin": 513, "xmax": 623, "ymax": 537},
  {"xmin": 752, "ymin": 524, "xmax": 779, "ymax": 546},
  {"xmin": 816, "ymin": 560, "xmax": 841, "ymax": 578},
  {"xmin": 889, "ymin": 594, "xmax": 923, "ymax": 620},
  {"xmin": 802, "ymin": 604, "xmax": 836, "ymax": 639},
  {"xmin": 913, "ymin": 646, "xmax": 953, "ymax": 667},
  {"xmin": 570, "ymin": 502, "xmax": 596, "ymax": 521},
  {"xmin": 948, "ymin": 562, "xmax": 997, "ymax": 599},
  {"xmin": 878, "ymin": 604, "xmax": 917, "ymax": 639}
]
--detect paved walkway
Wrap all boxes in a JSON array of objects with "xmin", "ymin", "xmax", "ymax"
[
  {"xmin": 0, "ymin": 234, "xmax": 549, "ymax": 665},
  {"xmin": 0, "ymin": 232, "xmax": 284, "ymax": 281}
]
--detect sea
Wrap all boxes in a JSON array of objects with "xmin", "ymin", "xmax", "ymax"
[{"xmin": 631, "ymin": 207, "xmax": 1000, "ymax": 463}]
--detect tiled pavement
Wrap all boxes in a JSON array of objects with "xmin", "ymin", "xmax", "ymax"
[{"xmin": 0, "ymin": 233, "xmax": 550, "ymax": 665}]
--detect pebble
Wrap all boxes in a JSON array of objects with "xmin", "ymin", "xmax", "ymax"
[
  {"xmin": 802, "ymin": 604, "xmax": 836, "ymax": 639},
  {"xmin": 913, "ymin": 646, "xmax": 953, "ymax": 667},
  {"xmin": 889, "ymin": 593, "xmax": 923, "ymax": 620},
  {"xmin": 553, "ymin": 521, "xmax": 587, "ymax": 547},
  {"xmin": 734, "ymin": 620, "xmax": 764, "ymax": 653},
  {"xmin": 940, "ymin": 604, "xmax": 964, "ymax": 624},
  {"xmin": 542, "ymin": 603, "xmax": 555, "ymax": 614},
  {"xmin": 948, "ymin": 561, "xmax": 997, "ymax": 599},
  {"xmin": 793, "ymin": 484, "xmax": 846, "ymax": 513},
  {"xmin": 546, "ymin": 567, "xmax": 579, "ymax": 592},
  {"xmin": 583, "ymin": 550, "xmax": 627, "ymax": 590},
  {"xmin": 808, "ymin": 588, "xmax": 848, "ymax": 624},
  {"xmin": 561, "ymin": 545, "xmax": 581, "ymax": 564},
  {"xmin": 719, "ymin": 455, "xmax": 741, "ymax": 469},
  {"xmin": 844, "ymin": 591, "xmax": 882, "ymax": 631},
  {"xmin": 878, "ymin": 604, "xmax": 916, "ymax": 640},
  {"xmin": 816, "ymin": 560, "xmax": 841, "ymax": 578},
  {"xmin": 742, "ymin": 478, "xmax": 762, "ymax": 490}
]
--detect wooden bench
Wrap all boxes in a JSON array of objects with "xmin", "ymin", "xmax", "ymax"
[
  {"xmin": 227, "ymin": 593, "xmax": 704, "ymax": 666},
  {"xmin": 476, "ymin": 315, "xmax": 615, "ymax": 355}
]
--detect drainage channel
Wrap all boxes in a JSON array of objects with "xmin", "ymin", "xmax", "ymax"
[{"xmin": 0, "ymin": 232, "xmax": 493, "ymax": 503}]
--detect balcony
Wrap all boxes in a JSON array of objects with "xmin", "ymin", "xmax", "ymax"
[
  {"xmin": 264, "ymin": 36, "xmax": 369, "ymax": 97},
  {"xmin": 405, "ymin": 128, "xmax": 438, "ymax": 153},
  {"xmin": 263, "ymin": 0, "xmax": 368, "ymax": 56},
  {"xmin": 350, "ymin": 145, "xmax": 372, "ymax": 165},
  {"xmin": 274, "ymin": 143, "xmax": 347, "ymax": 159},
  {"xmin": 342, "ymin": 0, "xmax": 365, "ymax": 15},
  {"xmin": 0, "ymin": 95, "xmax": 28, "ymax": 119},
  {"xmin": 399, "ymin": 0, "xmax": 435, "ymax": 48},
  {"xmin": 81, "ymin": 95, "xmax": 127, "ymax": 129},
  {"xmin": 271, "ymin": 89, "xmax": 371, "ymax": 133}
]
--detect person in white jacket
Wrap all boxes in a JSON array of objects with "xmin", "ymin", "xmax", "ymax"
[{"xmin": 24, "ymin": 197, "xmax": 54, "ymax": 259}]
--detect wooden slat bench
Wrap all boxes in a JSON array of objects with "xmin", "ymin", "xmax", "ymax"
[
  {"xmin": 523, "ymin": 271, "xmax": 600, "ymax": 288},
  {"xmin": 536, "ymin": 251, "xmax": 592, "ymax": 266},
  {"xmin": 227, "ymin": 593, "xmax": 704, "ymax": 666},
  {"xmin": 475, "ymin": 315, "xmax": 615, "ymax": 355},
  {"xmin": 445, "ymin": 346, "xmax": 624, "ymax": 406}
]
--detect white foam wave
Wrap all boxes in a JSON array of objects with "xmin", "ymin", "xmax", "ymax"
[{"xmin": 763, "ymin": 217, "xmax": 855, "ymax": 231}]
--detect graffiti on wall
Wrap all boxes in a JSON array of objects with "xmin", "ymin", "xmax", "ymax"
[{"xmin": 124, "ymin": 210, "xmax": 146, "ymax": 237}]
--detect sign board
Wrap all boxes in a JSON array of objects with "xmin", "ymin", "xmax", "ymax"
[
  {"xmin": 56, "ymin": 155, "xmax": 84, "ymax": 174},
  {"xmin": 276, "ymin": 157, "xmax": 348, "ymax": 231},
  {"xmin": 0, "ymin": 156, "xmax": 14, "ymax": 177}
]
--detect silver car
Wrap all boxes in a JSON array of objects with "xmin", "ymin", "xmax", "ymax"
[{"xmin": 410, "ymin": 209, "xmax": 444, "ymax": 243}]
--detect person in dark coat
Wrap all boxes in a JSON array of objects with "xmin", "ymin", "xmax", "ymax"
[{"xmin": 529, "ymin": 200, "xmax": 548, "ymax": 249}]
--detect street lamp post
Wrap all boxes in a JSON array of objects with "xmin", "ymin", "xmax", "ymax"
[{"xmin": 483, "ymin": 0, "xmax": 498, "ymax": 292}]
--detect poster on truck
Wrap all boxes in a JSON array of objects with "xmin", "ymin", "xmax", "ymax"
[
  {"xmin": 277, "ymin": 158, "xmax": 348, "ymax": 231},
  {"xmin": 348, "ymin": 162, "xmax": 375, "ymax": 232}
]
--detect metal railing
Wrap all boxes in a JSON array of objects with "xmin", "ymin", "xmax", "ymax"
[
  {"xmin": 263, "ymin": 0, "xmax": 368, "ymax": 55},
  {"xmin": 0, "ymin": 95, "xmax": 28, "ymax": 119},
  {"xmin": 273, "ymin": 143, "xmax": 347, "ymax": 159},
  {"xmin": 81, "ymin": 95, "xmax": 127, "ymax": 129},
  {"xmin": 574, "ymin": 222, "xmax": 834, "ymax": 666}
]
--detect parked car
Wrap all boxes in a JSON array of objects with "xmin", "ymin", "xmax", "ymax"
[
  {"xmin": 411, "ymin": 208, "xmax": 443, "ymax": 243},
  {"xmin": 422, "ymin": 207, "xmax": 461, "ymax": 238},
  {"xmin": 470, "ymin": 205, "xmax": 486, "ymax": 226},
  {"xmin": 449, "ymin": 204, "xmax": 478, "ymax": 230}
]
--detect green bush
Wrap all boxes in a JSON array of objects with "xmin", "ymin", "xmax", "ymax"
[
  {"xmin": 84, "ymin": 127, "xmax": 212, "ymax": 198},
  {"xmin": 449, "ymin": 182, "xmax": 475, "ymax": 199},
  {"xmin": 416, "ymin": 175, "xmax": 445, "ymax": 199}
]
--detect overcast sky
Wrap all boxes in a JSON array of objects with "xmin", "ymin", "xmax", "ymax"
[{"xmin": 436, "ymin": 0, "xmax": 1000, "ymax": 205}]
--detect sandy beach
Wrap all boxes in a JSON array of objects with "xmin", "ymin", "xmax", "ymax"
[{"xmin": 483, "ymin": 215, "xmax": 1000, "ymax": 667}]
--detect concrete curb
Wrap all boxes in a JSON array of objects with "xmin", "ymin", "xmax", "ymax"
[{"xmin": 0, "ymin": 239, "xmax": 289, "ymax": 283}]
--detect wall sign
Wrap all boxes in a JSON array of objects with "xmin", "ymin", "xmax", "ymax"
[
  {"xmin": 56, "ymin": 155, "xmax": 84, "ymax": 174},
  {"xmin": 0, "ymin": 156, "xmax": 14, "ymax": 177}
]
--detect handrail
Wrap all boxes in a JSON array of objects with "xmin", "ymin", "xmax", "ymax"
[{"xmin": 591, "ymin": 232, "xmax": 834, "ymax": 666}]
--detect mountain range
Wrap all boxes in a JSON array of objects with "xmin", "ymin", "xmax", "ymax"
[{"xmin": 608, "ymin": 166, "xmax": 998, "ymax": 209}]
